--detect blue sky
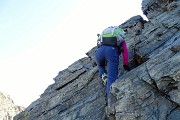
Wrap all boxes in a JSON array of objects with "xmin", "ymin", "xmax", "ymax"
[
  {"xmin": 0, "ymin": 0, "xmax": 76, "ymax": 58},
  {"xmin": 0, "ymin": 0, "xmax": 146, "ymax": 107}
]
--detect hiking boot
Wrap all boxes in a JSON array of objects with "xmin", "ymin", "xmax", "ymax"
[
  {"xmin": 101, "ymin": 73, "xmax": 107, "ymax": 86},
  {"xmin": 109, "ymin": 114, "xmax": 116, "ymax": 120},
  {"xmin": 105, "ymin": 106, "xmax": 116, "ymax": 120},
  {"xmin": 108, "ymin": 93, "xmax": 117, "ymax": 107}
]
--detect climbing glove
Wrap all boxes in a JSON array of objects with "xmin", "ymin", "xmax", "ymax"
[{"xmin": 123, "ymin": 65, "xmax": 130, "ymax": 71}]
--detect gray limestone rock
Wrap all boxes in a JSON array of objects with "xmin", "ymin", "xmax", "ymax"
[
  {"xmin": 14, "ymin": 0, "xmax": 180, "ymax": 120},
  {"xmin": 0, "ymin": 91, "xmax": 24, "ymax": 120}
]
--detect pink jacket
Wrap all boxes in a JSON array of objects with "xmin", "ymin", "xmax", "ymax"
[{"xmin": 121, "ymin": 41, "xmax": 129, "ymax": 65}]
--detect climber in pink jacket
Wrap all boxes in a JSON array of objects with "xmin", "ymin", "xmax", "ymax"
[{"xmin": 95, "ymin": 31, "xmax": 130, "ymax": 105}]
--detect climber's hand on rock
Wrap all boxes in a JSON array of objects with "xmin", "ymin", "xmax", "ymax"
[{"xmin": 123, "ymin": 65, "xmax": 130, "ymax": 71}]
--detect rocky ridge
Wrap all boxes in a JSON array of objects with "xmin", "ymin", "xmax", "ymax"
[
  {"xmin": 14, "ymin": 0, "xmax": 180, "ymax": 120},
  {"xmin": 0, "ymin": 91, "xmax": 24, "ymax": 120}
]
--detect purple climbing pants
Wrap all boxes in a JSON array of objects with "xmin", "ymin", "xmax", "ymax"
[{"xmin": 95, "ymin": 45, "xmax": 119, "ymax": 98}]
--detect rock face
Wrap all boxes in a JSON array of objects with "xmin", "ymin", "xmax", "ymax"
[
  {"xmin": 14, "ymin": 0, "xmax": 180, "ymax": 120},
  {"xmin": 0, "ymin": 91, "xmax": 24, "ymax": 120}
]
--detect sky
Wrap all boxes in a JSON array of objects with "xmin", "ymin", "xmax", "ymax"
[{"xmin": 0, "ymin": 0, "xmax": 147, "ymax": 107}]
